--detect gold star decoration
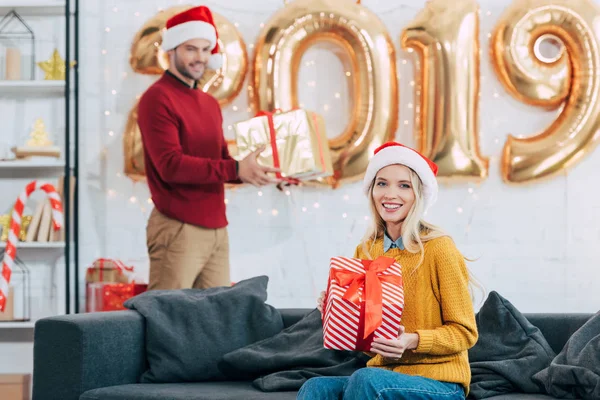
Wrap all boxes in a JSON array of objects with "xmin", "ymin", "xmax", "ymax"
[{"xmin": 37, "ymin": 49, "xmax": 76, "ymax": 80}]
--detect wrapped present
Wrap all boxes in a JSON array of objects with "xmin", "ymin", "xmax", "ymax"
[
  {"xmin": 86, "ymin": 282, "xmax": 148, "ymax": 312},
  {"xmin": 85, "ymin": 258, "xmax": 133, "ymax": 283},
  {"xmin": 323, "ymin": 256, "xmax": 404, "ymax": 352},
  {"xmin": 234, "ymin": 109, "xmax": 333, "ymax": 181}
]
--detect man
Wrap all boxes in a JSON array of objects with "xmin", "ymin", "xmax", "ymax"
[{"xmin": 138, "ymin": 5, "xmax": 279, "ymax": 290}]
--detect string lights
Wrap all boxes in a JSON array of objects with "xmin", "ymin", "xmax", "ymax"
[{"xmin": 99, "ymin": 2, "xmax": 499, "ymax": 230}]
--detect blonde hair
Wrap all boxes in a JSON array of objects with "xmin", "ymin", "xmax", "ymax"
[{"xmin": 360, "ymin": 167, "xmax": 485, "ymax": 303}]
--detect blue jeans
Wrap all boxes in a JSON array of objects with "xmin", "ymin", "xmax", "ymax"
[{"xmin": 297, "ymin": 368, "xmax": 465, "ymax": 400}]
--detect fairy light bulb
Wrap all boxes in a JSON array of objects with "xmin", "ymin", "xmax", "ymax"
[
  {"xmin": 342, "ymin": 213, "xmax": 347, "ymax": 218},
  {"xmin": 457, "ymin": 207, "xmax": 463, "ymax": 214},
  {"xmin": 257, "ymin": 208, "xmax": 263, "ymax": 214},
  {"xmin": 302, "ymin": 207, "xmax": 307, "ymax": 212},
  {"xmin": 271, "ymin": 209, "xmax": 279, "ymax": 216},
  {"xmin": 258, "ymin": 191, "xmax": 263, "ymax": 197},
  {"xmin": 313, "ymin": 202, "xmax": 320, "ymax": 208},
  {"xmin": 108, "ymin": 131, "xmax": 114, "ymax": 136},
  {"xmin": 130, "ymin": 196, "xmax": 137, "ymax": 203}
]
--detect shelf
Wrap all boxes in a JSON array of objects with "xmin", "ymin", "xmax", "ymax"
[
  {"xmin": 0, "ymin": 242, "xmax": 65, "ymax": 249},
  {"xmin": 0, "ymin": 160, "xmax": 65, "ymax": 169},
  {"xmin": 0, "ymin": 80, "xmax": 68, "ymax": 96},
  {"xmin": 0, "ymin": 1, "xmax": 67, "ymax": 16},
  {"xmin": 0, "ymin": 321, "xmax": 35, "ymax": 328}
]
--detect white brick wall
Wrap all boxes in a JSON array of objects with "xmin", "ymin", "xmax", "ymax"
[{"xmin": 2, "ymin": 0, "xmax": 599, "ymax": 377}]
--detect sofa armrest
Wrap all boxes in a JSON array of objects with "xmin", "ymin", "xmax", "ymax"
[{"xmin": 33, "ymin": 310, "xmax": 146, "ymax": 400}]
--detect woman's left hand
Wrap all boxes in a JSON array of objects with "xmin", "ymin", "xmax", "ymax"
[{"xmin": 370, "ymin": 326, "xmax": 419, "ymax": 360}]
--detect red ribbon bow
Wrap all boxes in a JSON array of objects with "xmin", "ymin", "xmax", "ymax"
[{"xmin": 331, "ymin": 256, "xmax": 402, "ymax": 339}]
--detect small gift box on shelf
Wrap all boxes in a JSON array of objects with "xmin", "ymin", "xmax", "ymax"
[
  {"xmin": 85, "ymin": 258, "xmax": 147, "ymax": 312},
  {"xmin": 233, "ymin": 109, "xmax": 333, "ymax": 181},
  {"xmin": 323, "ymin": 256, "xmax": 404, "ymax": 352}
]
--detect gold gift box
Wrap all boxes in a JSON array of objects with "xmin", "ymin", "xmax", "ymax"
[{"xmin": 234, "ymin": 109, "xmax": 333, "ymax": 180}]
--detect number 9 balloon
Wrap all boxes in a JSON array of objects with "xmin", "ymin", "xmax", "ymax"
[{"xmin": 491, "ymin": 0, "xmax": 600, "ymax": 183}]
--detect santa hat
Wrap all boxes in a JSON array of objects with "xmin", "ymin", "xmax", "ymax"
[
  {"xmin": 161, "ymin": 6, "xmax": 222, "ymax": 70},
  {"xmin": 363, "ymin": 142, "xmax": 439, "ymax": 213}
]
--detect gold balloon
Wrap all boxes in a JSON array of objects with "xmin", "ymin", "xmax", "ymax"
[
  {"xmin": 123, "ymin": 101, "xmax": 146, "ymax": 182},
  {"xmin": 491, "ymin": 0, "xmax": 600, "ymax": 184},
  {"xmin": 129, "ymin": 6, "xmax": 187, "ymax": 75},
  {"xmin": 401, "ymin": 0, "xmax": 488, "ymax": 181},
  {"xmin": 250, "ymin": 0, "xmax": 398, "ymax": 187},
  {"xmin": 125, "ymin": 6, "xmax": 249, "ymax": 181}
]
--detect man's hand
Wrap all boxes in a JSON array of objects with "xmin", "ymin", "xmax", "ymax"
[{"xmin": 238, "ymin": 145, "xmax": 281, "ymax": 187}]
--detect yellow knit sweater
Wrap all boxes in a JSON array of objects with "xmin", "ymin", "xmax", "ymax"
[{"xmin": 354, "ymin": 236, "xmax": 478, "ymax": 394}]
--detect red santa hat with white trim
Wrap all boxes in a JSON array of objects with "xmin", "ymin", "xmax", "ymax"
[
  {"xmin": 161, "ymin": 6, "xmax": 222, "ymax": 70},
  {"xmin": 363, "ymin": 142, "xmax": 439, "ymax": 213}
]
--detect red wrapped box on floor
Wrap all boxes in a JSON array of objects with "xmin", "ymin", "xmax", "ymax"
[
  {"xmin": 323, "ymin": 256, "xmax": 404, "ymax": 352},
  {"xmin": 85, "ymin": 258, "xmax": 147, "ymax": 312}
]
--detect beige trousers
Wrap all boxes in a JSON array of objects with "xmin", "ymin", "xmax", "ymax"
[{"xmin": 146, "ymin": 208, "xmax": 231, "ymax": 290}]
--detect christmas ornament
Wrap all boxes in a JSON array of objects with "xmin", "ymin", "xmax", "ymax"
[
  {"xmin": 11, "ymin": 118, "xmax": 61, "ymax": 159},
  {"xmin": 0, "ymin": 181, "xmax": 63, "ymax": 312},
  {"xmin": 37, "ymin": 49, "xmax": 75, "ymax": 80},
  {"xmin": 401, "ymin": 0, "xmax": 489, "ymax": 182},
  {"xmin": 0, "ymin": 214, "xmax": 31, "ymax": 242},
  {"xmin": 491, "ymin": 0, "xmax": 600, "ymax": 183}
]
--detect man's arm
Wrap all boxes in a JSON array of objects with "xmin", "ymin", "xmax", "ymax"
[
  {"xmin": 221, "ymin": 139, "xmax": 243, "ymax": 184},
  {"xmin": 138, "ymin": 94, "xmax": 238, "ymax": 185}
]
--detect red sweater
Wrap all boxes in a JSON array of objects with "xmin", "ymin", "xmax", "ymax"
[{"xmin": 138, "ymin": 71, "xmax": 239, "ymax": 229}]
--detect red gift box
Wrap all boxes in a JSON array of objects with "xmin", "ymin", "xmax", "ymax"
[
  {"xmin": 323, "ymin": 256, "xmax": 404, "ymax": 352},
  {"xmin": 86, "ymin": 282, "xmax": 147, "ymax": 312}
]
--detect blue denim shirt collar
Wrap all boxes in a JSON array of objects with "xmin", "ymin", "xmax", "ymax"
[{"xmin": 383, "ymin": 231, "xmax": 405, "ymax": 252}]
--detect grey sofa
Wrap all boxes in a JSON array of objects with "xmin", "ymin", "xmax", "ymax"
[{"xmin": 32, "ymin": 309, "xmax": 592, "ymax": 400}]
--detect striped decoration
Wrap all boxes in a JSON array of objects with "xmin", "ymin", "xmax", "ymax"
[
  {"xmin": 323, "ymin": 256, "xmax": 404, "ymax": 351},
  {"xmin": 0, "ymin": 181, "xmax": 63, "ymax": 312}
]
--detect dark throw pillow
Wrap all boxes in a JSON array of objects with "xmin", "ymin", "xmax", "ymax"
[
  {"xmin": 533, "ymin": 311, "xmax": 600, "ymax": 400},
  {"xmin": 219, "ymin": 308, "xmax": 370, "ymax": 391},
  {"xmin": 468, "ymin": 291, "xmax": 556, "ymax": 399},
  {"xmin": 124, "ymin": 275, "xmax": 284, "ymax": 383}
]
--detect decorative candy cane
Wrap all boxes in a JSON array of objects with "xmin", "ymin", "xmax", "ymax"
[{"xmin": 0, "ymin": 180, "xmax": 63, "ymax": 312}]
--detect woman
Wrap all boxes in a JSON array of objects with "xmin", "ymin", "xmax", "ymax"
[{"xmin": 298, "ymin": 142, "xmax": 479, "ymax": 400}]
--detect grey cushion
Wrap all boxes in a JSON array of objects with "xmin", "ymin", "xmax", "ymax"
[
  {"xmin": 124, "ymin": 276, "xmax": 284, "ymax": 383},
  {"xmin": 79, "ymin": 382, "xmax": 298, "ymax": 400},
  {"xmin": 533, "ymin": 311, "xmax": 599, "ymax": 399},
  {"xmin": 220, "ymin": 309, "xmax": 369, "ymax": 391},
  {"xmin": 468, "ymin": 291, "xmax": 556, "ymax": 399}
]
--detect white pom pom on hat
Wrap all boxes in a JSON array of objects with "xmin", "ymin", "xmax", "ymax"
[
  {"xmin": 363, "ymin": 142, "xmax": 439, "ymax": 212},
  {"xmin": 161, "ymin": 5, "xmax": 223, "ymax": 70}
]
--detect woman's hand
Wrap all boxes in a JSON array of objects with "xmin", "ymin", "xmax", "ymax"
[
  {"xmin": 370, "ymin": 326, "xmax": 419, "ymax": 360},
  {"xmin": 317, "ymin": 291, "xmax": 326, "ymax": 314}
]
